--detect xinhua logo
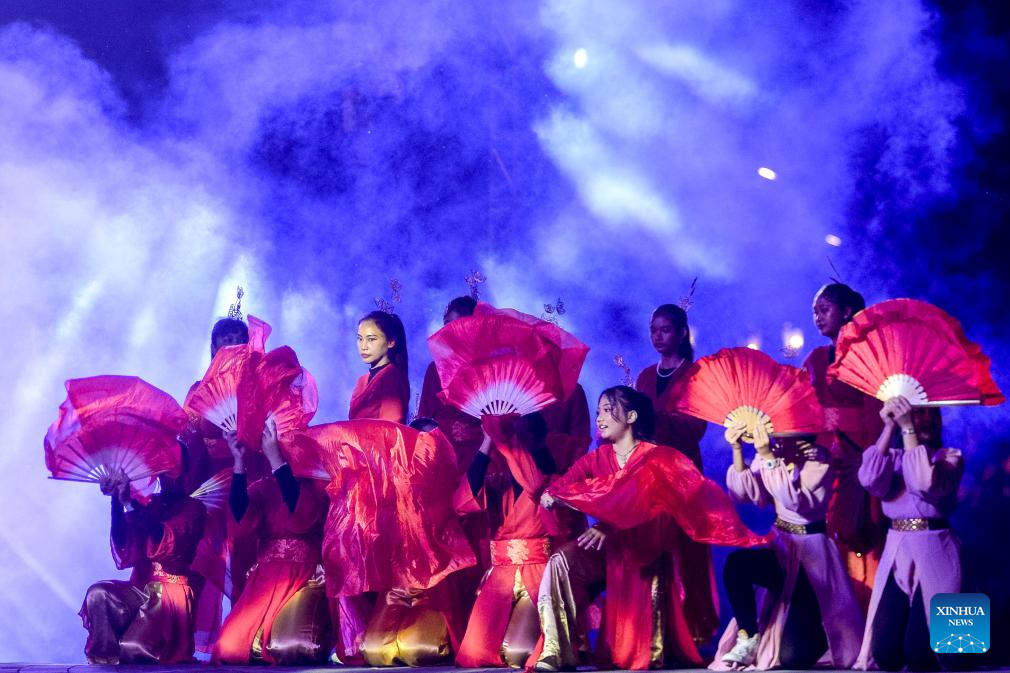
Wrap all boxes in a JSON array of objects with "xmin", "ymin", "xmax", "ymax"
[{"xmin": 929, "ymin": 593, "xmax": 990, "ymax": 654}]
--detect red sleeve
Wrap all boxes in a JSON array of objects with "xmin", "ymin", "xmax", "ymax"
[
  {"xmin": 482, "ymin": 415, "xmax": 552, "ymax": 498},
  {"xmin": 149, "ymin": 498, "xmax": 207, "ymax": 565},
  {"xmin": 549, "ymin": 448, "xmax": 607, "ymax": 492},
  {"xmin": 374, "ymin": 368, "xmax": 409, "ymax": 423},
  {"xmin": 563, "ymin": 385, "xmax": 592, "ymax": 453},
  {"xmin": 418, "ymin": 363, "xmax": 442, "ymax": 419}
]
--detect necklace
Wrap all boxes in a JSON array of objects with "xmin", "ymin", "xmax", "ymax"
[
  {"xmin": 656, "ymin": 358, "xmax": 685, "ymax": 378},
  {"xmin": 614, "ymin": 441, "xmax": 639, "ymax": 460}
]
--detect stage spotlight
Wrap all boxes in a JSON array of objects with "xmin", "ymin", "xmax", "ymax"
[
  {"xmin": 573, "ymin": 48, "xmax": 588, "ymax": 69},
  {"xmin": 825, "ymin": 234, "xmax": 842, "ymax": 246},
  {"xmin": 757, "ymin": 166, "xmax": 777, "ymax": 180}
]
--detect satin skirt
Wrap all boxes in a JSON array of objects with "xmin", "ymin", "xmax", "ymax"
[
  {"xmin": 80, "ymin": 579, "xmax": 195, "ymax": 664},
  {"xmin": 361, "ymin": 587, "xmax": 452, "ymax": 666},
  {"xmin": 214, "ymin": 562, "xmax": 330, "ymax": 664}
]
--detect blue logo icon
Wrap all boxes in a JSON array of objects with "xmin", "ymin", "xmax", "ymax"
[{"xmin": 929, "ymin": 593, "xmax": 989, "ymax": 654}]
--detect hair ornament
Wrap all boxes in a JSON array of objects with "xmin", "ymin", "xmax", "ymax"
[
  {"xmin": 465, "ymin": 269, "xmax": 487, "ymax": 300},
  {"xmin": 678, "ymin": 277, "xmax": 698, "ymax": 312},
  {"xmin": 227, "ymin": 286, "xmax": 245, "ymax": 320},
  {"xmin": 613, "ymin": 354, "xmax": 634, "ymax": 387}
]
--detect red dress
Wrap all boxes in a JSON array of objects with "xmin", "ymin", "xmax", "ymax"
[
  {"xmin": 804, "ymin": 345, "xmax": 885, "ymax": 609},
  {"xmin": 213, "ymin": 476, "xmax": 329, "ymax": 663},
  {"xmin": 453, "ymin": 415, "xmax": 560, "ymax": 667},
  {"xmin": 349, "ymin": 364, "xmax": 410, "ymax": 423},
  {"xmin": 545, "ymin": 444, "xmax": 702, "ymax": 670},
  {"xmin": 636, "ymin": 364, "xmax": 718, "ymax": 643},
  {"xmin": 81, "ymin": 494, "xmax": 207, "ymax": 664}
]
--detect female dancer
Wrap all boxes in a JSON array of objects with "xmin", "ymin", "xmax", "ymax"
[
  {"xmin": 81, "ymin": 451, "xmax": 207, "ymax": 664},
  {"xmin": 635, "ymin": 303, "xmax": 717, "ymax": 644},
  {"xmin": 804, "ymin": 283, "xmax": 884, "ymax": 609},
  {"xmin": 537, "ymin": 387, "xmax": 707, "ymax": 670},
  {"xmin": 454, "ymin": 414, "xmax": 560, "ymax": 668},
  {"xmin": 342, "ymin": 310, "xmax": 463, "ymax": 666},
  {"xmin": 418, "ymin": 296, "xmax": 482, "ymax": 459},
  {"xmin": 856, "ymin": 397, "xmax": 963, "ymax": 671},
  {"xmin": 213, "ymin": 421, "xmax": 331, "ymax": 664},
  {"xmin": 350, "ymin": 310, "xmax": 410, "ymax": 423},
  {"xmin": 712, "ymin": 423, "xmax": 863, "ymax": 670}
]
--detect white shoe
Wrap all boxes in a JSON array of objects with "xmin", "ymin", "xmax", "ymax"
[{"xmin": 721, "ymin": 629, "xmax": 760, "ymax": 667}]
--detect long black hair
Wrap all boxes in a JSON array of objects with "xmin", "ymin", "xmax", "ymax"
[
  {"xmin": 651, "ymin": 304, "xmax": 694, "ymax": 360},
  {"xmin": 360, "ymin": 310, "xmax": 408, "ymax": 375},
  {"xmin": 599, "ymin": 385, "xmax": 656, "ymax": 441}
]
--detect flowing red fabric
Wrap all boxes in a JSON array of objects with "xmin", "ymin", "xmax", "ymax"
[
  {"xmin": 828, "ymin": 298, "xmax": 1004, "ymax": 406},
  {"xmin": 238, "ymin": 346, "xmax": 318, "ymax": 451},
  {"xmin": 289, "ymin": 420, "xmax": 476, "ymax": 597},
  {"xmin": 184, "ymin": 344, "xmax": 259, "ymax": 433},
  {"xmin": 673, "ymin": 347, "xmax": 825, "ymax": 436},
  {"xmin": 186, "ymin": 315, "xmax": 318, "ymax": 449},
  {"xmin": 550, "ymin": 443, "xmax": 767, "ymax": 548},
  {"xmin": 473, "ymin": 304, "xmax": 588, "ymax": 402},
  {"xmin": 44, "ymin": 376, "xmax": 186, "ymax": 483},
  {"xmin": 428, "ymin": 302, "xmax": 589, "ymax": 418}
]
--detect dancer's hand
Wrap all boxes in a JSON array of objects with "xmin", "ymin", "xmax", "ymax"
[
  {"xmin": 577, "ymin": 526, "xmax": 606, "ymax": 550},
  {"xmin": 725, "ymin": 421, "xmax": 747, "ymax": 450},
  {"xmin": 478, "ymin": 429, "xmax": 493, "ymax": 456},
  {"xmin": 752, "ymin": 423, "xmax": 772, "ymax": 457},
  {"xmin": 889, "ymin": 396, "xmax": 914, "ymax": 431},
  {"xmin": 225, "ymin": 430, "xmax": 245, "ymax": 473},
  {"xmin": 540, "ymin": 492, "xmax": 556, "ymax": 510},
  {"xmin": 262, "ymin": 419, "xmax": 285, "ymax": 471}
]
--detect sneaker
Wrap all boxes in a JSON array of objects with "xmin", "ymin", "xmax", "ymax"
[{"xmin": 721, "ymin": 629, "xmax": 760, "ymax": 667}]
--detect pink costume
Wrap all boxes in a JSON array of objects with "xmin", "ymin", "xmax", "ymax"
[
  {"xmin": 855, "ymin": 444, "xmax": 964, "ymax": 669},
  {"xmin": 711, "ymin": 458, "xmax": 863, "ymax": 670}
]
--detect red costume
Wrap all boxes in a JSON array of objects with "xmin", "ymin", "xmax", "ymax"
[
  {"xmin": 453, "ymin": 415, "xmax": 561, "ymax": 667},
  {"xmin": 349, "ymin": 363, "xmax": 410, "ymax": 423},
  {"xmin": 81, "ymin": 493, "xmax": 207, "ymax": 664},
  {"xmin": 636, "ymin": 364, "xmax": 719, "ymax": 643},
  {"xmin": 539, "ymin": 442, "xmax": 766, "ymax": 671},
  {"xmin": 213, "ymin": 472, "xmax": 330, "ymax": 664},
  {"xmin": 804, "ymin": 345, "xmax": 884, "ymax": 609}
]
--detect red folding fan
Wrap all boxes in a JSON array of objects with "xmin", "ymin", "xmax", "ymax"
[
  {"xmin": 237, "ymin": 346, "xmax": 319, "ymax": 451},
  {"xmin": 828, "ymin": 299, "xmax": 1004, "ymax": 406},
  {"xmin": 184, "ymin": 344, "xmax": 260, "ymax": 434},
  {"xmin": 673, "ymin": 347, "xmax": 825, "ymax": 439},
  {"xmin": 428, "ymin": 303, "xmax": 589, "ymax": 418},
  {"xmin": 44, "ymin": 376, "xmax": 187, "ymax": 484}
]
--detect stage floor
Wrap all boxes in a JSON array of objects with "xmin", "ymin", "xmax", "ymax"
[{"xmin": 0, "ymin": 662, "xmax": 997, "ymax": 666}]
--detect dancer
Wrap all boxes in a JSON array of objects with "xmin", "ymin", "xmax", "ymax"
[
  {"xmin": 350, "ymin": 310, "xmax": 410, "ymax": 423},
  {"xmin": 418, "ymin": 296, "xmax": 483, "ymax": 463},
  {"xmin": 856, "ymin": 397, "xmax": 963, "ymax": 671},
  {"xmin": 712, "ymin": 423, "xmax": 863, "ymax": 670},
  {"xmin": 537, "ymin": 386, "xmax": 754, "ymax": 670},
  {"xmin": 80, "ymin": 451, "xmax": 207, "ymax": 664},
  {"xmin": 212, "ymin": 420, "xmax": 331, "ymax": 664},
  {"xmin": 804, "ymin": 283, "xmax": 885, "ymax": 609},
  {"xmin": 345, "ymin": 310, "xmax": 462, "ymax": 666},
  {"xmin": 635, "ymin": 303, "xmax": 718, "ymax": 644},
  {"xmin": 454, "ymin": 414, "xmax": 560, "ymax": 668}
]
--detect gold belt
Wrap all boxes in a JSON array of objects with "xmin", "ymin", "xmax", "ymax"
[
  {"xmin": 774, "ymin": 518, "xmax": 827, "ymax": 535},
  {"xmin": 490, "ymin": 538, "xmax": 551, "ymax": 566},
  {"xmin": 889, "ymin": 517, "xmax": 949, "ymax": 532},
  {"xmin": 151, "ymin": 561, "xmax": 188, "ymax": 584},
  {"xmin": 258, "ymin": 537, "xmax": 320, "ymax": 564}
]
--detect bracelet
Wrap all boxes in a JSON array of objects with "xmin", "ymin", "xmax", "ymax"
[{"xmin": 901, "ymin": 427, "xmax": 917, "ymax": 436}]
